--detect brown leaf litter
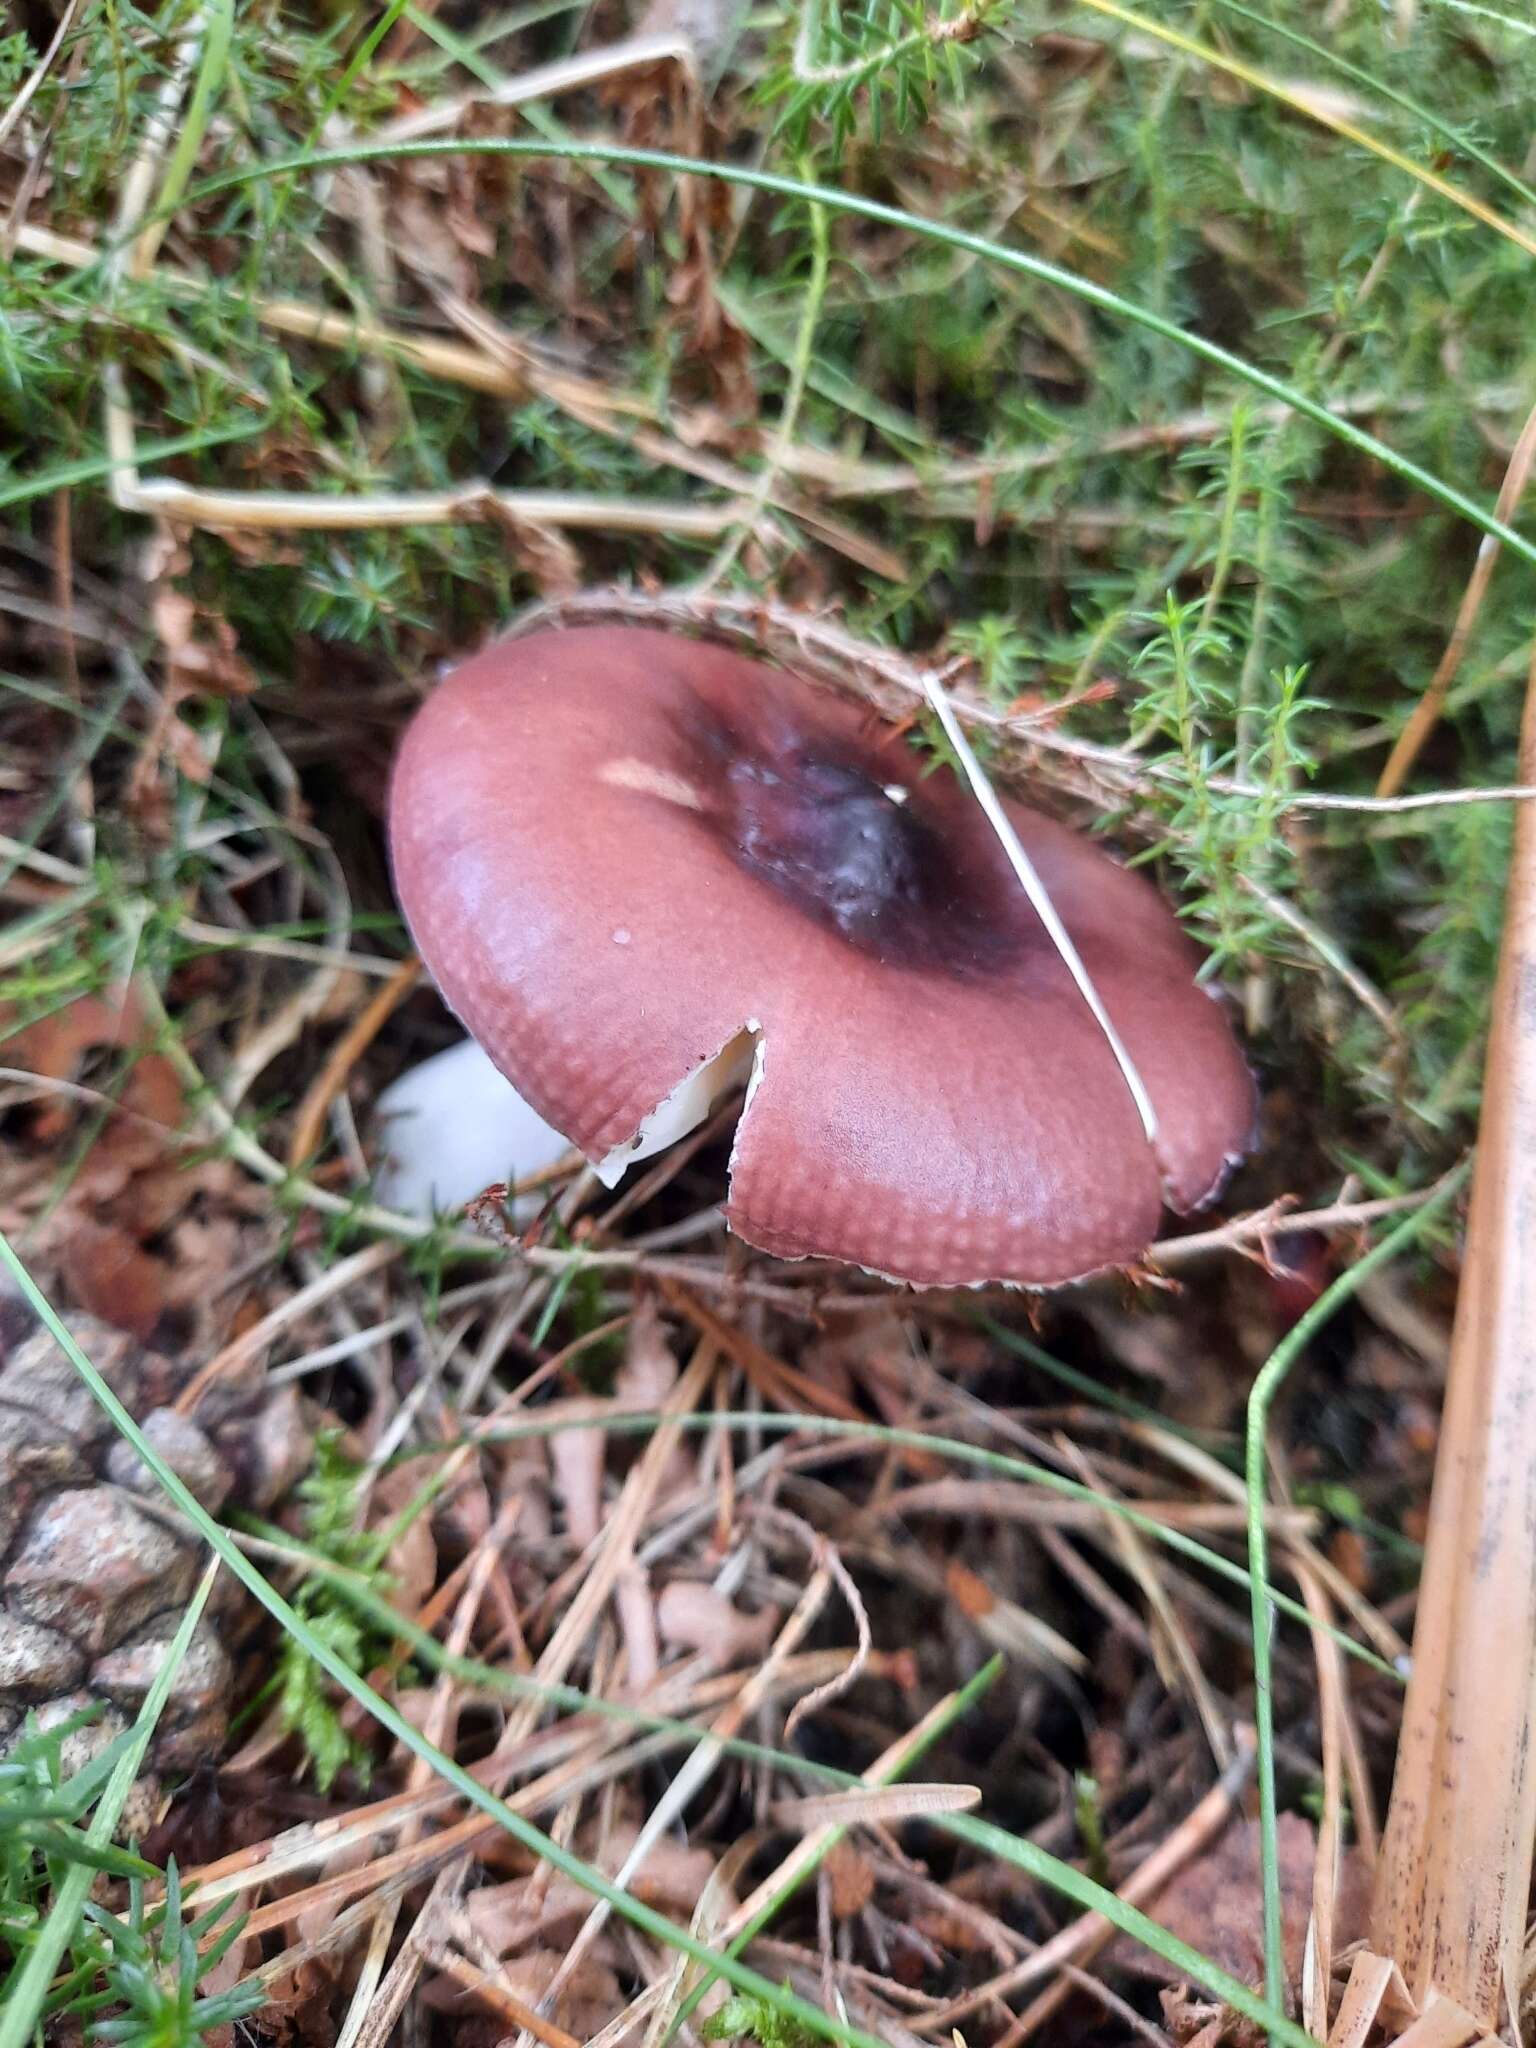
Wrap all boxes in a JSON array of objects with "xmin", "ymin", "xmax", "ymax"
[{"xmin": 1, "ymin": 984, "xmax": 260, "ymax": 1341}]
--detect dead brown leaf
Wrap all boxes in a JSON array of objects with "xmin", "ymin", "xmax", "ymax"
[
  {"xmin": 825, "ymin": 1836, "xmax": 876, "ymax": 1920},
  {"xmin": 1108, "ymin": 1814, "xmax": 1369, "ymax": 1997},
  {"xmin": 2, "ymin": 985, "xmax": 209, "ymax": 1336},
  {"xmin": 56, "ymin": 1218, "xmax": 169, "ymax": 1340},
  {"xmin": 603, "ymin": 61, "xmax": 754, "ymax": 413}
]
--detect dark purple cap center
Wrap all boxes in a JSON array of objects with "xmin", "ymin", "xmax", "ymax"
[{"xmin": 682, "ymin": 701, "xmax": 1020, "ymax": 977}]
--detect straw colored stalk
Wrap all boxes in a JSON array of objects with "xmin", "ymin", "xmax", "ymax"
[{"xmin": 1370, "ymin": 646, "xmax": 1536, "ymax": 2032}]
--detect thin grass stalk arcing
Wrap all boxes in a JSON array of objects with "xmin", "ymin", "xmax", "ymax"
[
  {"xmin": 1370, "ymin": 649, "xmax": 1536, "ymax": 2032},
  {"xmin": 0, "ymin": 1252, "xmax": 894, "ymax": 2048},
  {"xmin": 173, "ymin": 143, "xmax": 1536, "ymax": 570},
  {"xmin": 916, "ymin": 668, "xmax": 1160, "ymax": 1141}
]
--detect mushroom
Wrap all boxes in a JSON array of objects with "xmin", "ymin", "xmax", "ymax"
[
  {"xmin": 388, "ymin": 625, "xmax": 1255, "ymax": 1287},
  {"xmin": 374, "ymin": 1034, "xmax": 577, "ymax": 1219}
]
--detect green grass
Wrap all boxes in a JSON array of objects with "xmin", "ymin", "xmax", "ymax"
[{"xmin": 0, "ymin": 1565, "xmax": 259, "ymax": 2048}]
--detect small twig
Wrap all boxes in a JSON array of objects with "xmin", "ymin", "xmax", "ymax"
[
  {"xmin": 1125, "ymin": 1421, "xmax": 1407, "ymax": 1670},
  {"xmin": 371, "ymin": 32, "xmax": 697, "ymax": 143},
  {"xmin": 419, "ymin": 1943, "xmax": 581, "ymax": 2048},
  {"xmin": 234, "ymin": 1728, "xmax": 672, "ymax": 1941},
  {"xmin": 183, "ymin": 1657, "xmax": 843, "ymax": 1912},
  {"xmin": 771, "ymin": 1783, "xmax": 981, "ymax": 1827},
  {"xmin": 1376, "ymin": 393, "xmax": 1536, "ymax": 797},
  {"xmin": 667, "ymin": 1662, "xmax": 1004, "ymax": 2038},
  {"xmin": 174, "ymin": 1238, "xmax": 403, "ymax": 1411},
  {"xmin": 918, "ymin": 664, "xmax": 1159, "ymax": 1143},
  {"xmin": 1057, "ymin": 1433, "xmax": 1232, "ymax": 1768},
  {"xmin": 541, "ymin": 1552, "xmax": 832, "ymax": 2011},
  {"xmin": 1247, "ymin": 1169, "xmax": 1470, "ymax": 2021},
  {"xmin": 287, "ymin": 954, "xmax": 421, "ymax": 1168},
  {"xmin": 779, "ymin": 373, "xmax": 1532, "ymax": 499},
  {"xmin": 1147, "ymin": 1177, "xmax": 1461, "ymax": 1270},
  {"xmin": 1291, "ymin": 1548, "xmax": 1347, "ymax": 2040},
  {"xmin": 510, "ymin": 587, "xmax": 1536, "ymax": 817},
  {"xmin": 104, "ymin": 474, "xmax": 760, "ymax": 540},
  {"xmin": 218, "ymin": 836, "xmax": 353, "ymax": 1111},
  {"xmin": 434, "ymin": 288, "xmax": 904, "ymax": 579},
  {"xmin": 0, "ymin": 1066, "xmax": 186, "ymax": 1140},
  {"xmin": 1238, "ymin": 874, "xmax": 1404, "ymax": 1055},
  {"xmin": 763, "ymin": 1504, "xmax": 871, "ymax": 1740},
  {"xmin": 945, "ymin": 1556, "xmax": 1089, "ymax": 1675},
  {"xmin": 174, "ymin": 919, "xmax": 406, "ymax": 976},
  {"xmin": 334, "ymin": 1539, "xmax": 507, "ymax": 2048}
]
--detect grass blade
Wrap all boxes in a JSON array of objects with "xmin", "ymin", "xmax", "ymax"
[
  {"xmin": 152, "ymin": 0, "xmax": 235, "ymax": 234},
  {"xmin": 0, "ymin": 1242, "xmax": 935, "ymax": 2048},
  {"xmin": 1, "ymin": 1248, "xmax": 1332, "ymax": 2043},
  {"xmin": 446, "ymin": 1408, "xmax": 1403, "ymax": 1678},
  {"xmin": 666, "ymin": 1662, "xmax": 1002, "ymax": 2038},
  {"xmin": 1203, "ymin": 0, "xmax": 1536, "ymax": 215},
  {"xmin": 0, "ymin": 417, "xmax": 271, "ymax": 514}
]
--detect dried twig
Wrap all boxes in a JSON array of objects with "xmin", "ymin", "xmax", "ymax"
[
  {"xmin": 287, "ymin": 955, "xmax": 422, "ymax": 1168},
  {"xmin": 107, "ymin": 470, "xmax": 758, "ymax": 542},
  {"xmin": 511, "ymin": 586, "xmax": 1536, "ymax": 817},
  {"xmin": 1376, "ymin": 396, "xmax": 1536, "ymax": 798},
  {"xmin": 370, "ymin": 33, "xmax": 697, "ymax": 144},
  {"xmin": 1057, "ymin": 1434, "xmax": 1232, "ymax": 1769}
]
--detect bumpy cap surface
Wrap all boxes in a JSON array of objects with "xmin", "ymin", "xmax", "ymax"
[{"xmin": 388, "ymin": 625, "xmax": 1255, "ymax": 1287}]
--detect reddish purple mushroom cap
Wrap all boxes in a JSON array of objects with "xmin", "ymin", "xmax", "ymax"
[{"xmin": 388, "ymin": 625, "xmax": 1255, "ymax": 1287}]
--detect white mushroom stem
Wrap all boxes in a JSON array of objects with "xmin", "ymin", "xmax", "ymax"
[
  {"xmin": 917, "ymin": 669, "xmax": 1160, "ymax": 1146},
  {"xmin": 373, "ymin": 1037, "xmax": 577, "ymax": 1217}
]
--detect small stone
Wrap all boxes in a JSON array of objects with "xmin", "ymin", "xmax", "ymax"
[
  {"xmin": 5, "ymin": 1491, "xmax": 196, "ymax": 1656},
  {"xmin": 91, "ymin": 1616, "xmax": 231, "ymax": 1735},
  {"xmin": 118, "ymin": 1772, "xmax": 164, "ymax": 1842},
  {"xmin": 0, "ymin": 1318, "xmax": 144, "ymax": 1455},
  {"xmin": 4, "ymin": 1688, "xmax": 125, "ymax": 1773},
  {"xmin": 214, "ymin": 1383, "xmax": 311, "ymax": 1511},
  {"xmin": 0, "ymin": 1287, "xmax": 34, "ymax": 1357},
  {"xmin": 0, "ymin": 1404, "xmax": 91, "ymax": 1551},
  {"xmin": 4, "ymin": 1695, "xmax": 165, "ymax": 1838},
  {"xmin": 148, "ymin": 1706, "xmax": 227, "ymax": 1775},
  {"xmin": 0, "ymin": 1611, "xmax": 88, "ymax": 1698},
  {"xmin": 106, "ymin": 1409, "xmax": 233, "ymax": 1514}
]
